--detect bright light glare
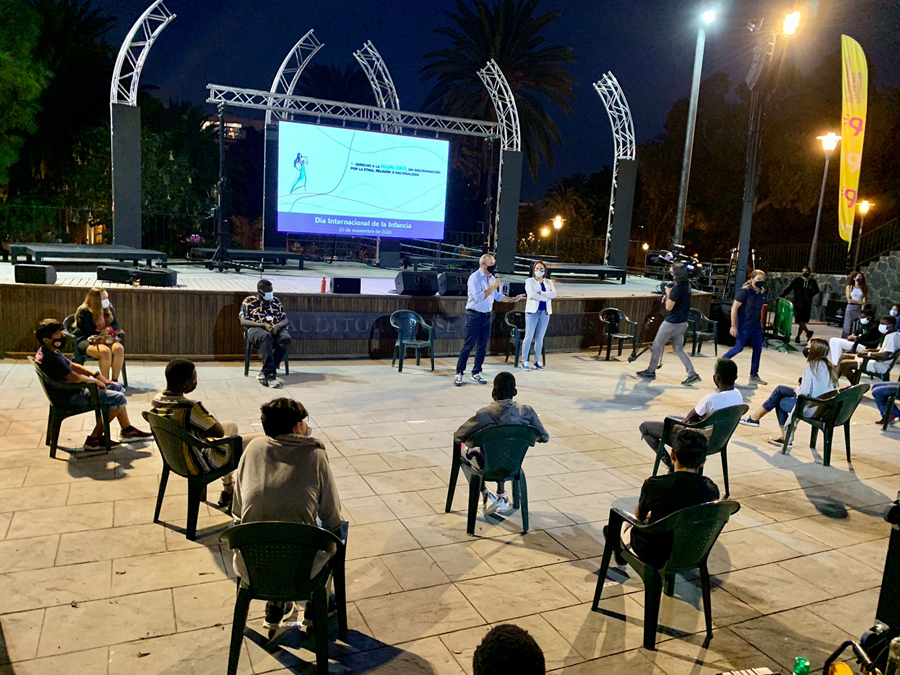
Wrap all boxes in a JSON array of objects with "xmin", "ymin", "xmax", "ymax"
[
  {"xmin": 642, "ymin": 242, "xmax": 650, "ymax": 251},
  {"xmin": 858, "ymin": 200, "xmax": 872, "ymax": 215},
  {"xmin": 540, "ymin": 226, "xmax": 551, "ymax": 238},
  {"xmin": 701, "ymin": 9, "xmax": 716, "ymax": 24},
  {"xmin": 783, "ymin": 11, "xmax": 800, "ymax": 35},
  {"xmin": 817, "ymin": 132, "xmax": 841, "ymax": 152},
  {"xmin": 553, "ymin": 215, "xmax": 564, "ymax": 230}
]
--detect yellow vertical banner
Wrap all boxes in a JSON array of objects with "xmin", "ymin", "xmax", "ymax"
[{"xmin": 839, "ymin": 35, "xmax": 867, "ymax": 245}]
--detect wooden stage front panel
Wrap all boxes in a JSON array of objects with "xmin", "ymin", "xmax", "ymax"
[{"xmin": 0, "ymin": 284, "xmax": 711, "ymax": 360}]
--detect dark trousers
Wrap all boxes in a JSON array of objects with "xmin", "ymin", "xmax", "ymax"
[
  {"xmin": 723, "ymin": 326, "xmax": 764, "ymax": 377},
  {"xmin": 456, "ymin": 311, "xmax": 492, "ymax": 375},
  {"xmin": 638, "ymin": 420, "xmax": 673, "ymax": 470},
  {"xmin": 247, "ymin": 327, "xmax": 291, "ymax": 377}
]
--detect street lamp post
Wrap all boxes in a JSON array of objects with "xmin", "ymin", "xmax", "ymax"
[
  {"xmin": 852, "ymin": 200, "xmax": 873, "ymax": 271},
  {"xmin": 674, "ymin": 8, "xmax": 716, "ymax": 246},
  {"xmin": 552, "ymin": 215, "xmax": 564, "ymax": 257},
  {"xmin": 809, "ymin": 132, "xmax": 841, "ymax": 270}
]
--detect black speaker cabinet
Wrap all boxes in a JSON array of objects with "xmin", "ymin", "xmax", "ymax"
[
  {"xmin": 14, "ymin": 264, "xmax": 57, "ymax": 285},
  {"xmin": 501, "ymin": 281, "xmax": 526, "ymax": 297},
  {"xmin": 329, "ymin": 277, "xmax": 361, "ymax": 294},
  {"xmin": 438, "ymin": 271, "xmax": 469, "ymax": 296},
  {"xmin": 395, "ymin": 271, "xmax": 438, "ymax": 296},
  {"xmin": 132, "ymin": 268, "xmax": 177, "ymax": 287},
  {"xmin": 97, "ymin": 266, "xmax": 134, "ymax": 284}
]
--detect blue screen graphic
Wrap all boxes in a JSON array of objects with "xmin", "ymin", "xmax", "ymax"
[{"xmin": 276, "ymin": 121, "xmax": 450, "ymax": 240}]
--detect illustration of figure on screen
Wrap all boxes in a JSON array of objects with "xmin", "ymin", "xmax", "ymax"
[{"xmin": 290, "ymin": 152, "xmax": 309, "ymax": 192}]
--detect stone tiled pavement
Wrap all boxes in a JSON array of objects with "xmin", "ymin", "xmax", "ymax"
[{"xmin": 0, "ymin": 344, "xmax": 896, "ymax": 674}]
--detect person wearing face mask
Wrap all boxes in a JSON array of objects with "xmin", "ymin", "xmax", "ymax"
[
  {"xmin": 73, "ymin": 286, "xmax": 126, "ymax": 383},
  {"xmin": 150, "ymin": 359, "xmax": 263, "ymax": 508},
  {"xmin": 891, "ymin": 304, "xmax": 900, "ymax": 319},
  {"xmin": 521, "ymin": 260, "xmax": 556, "ymax": 371},
  {"xmin": 724, "ymin": 269, "xmax": 768, "ymax": 385},
  {"xmin": 454, "ymin": 254, "xmax": 526, "ymax": 386},
  {"xmin": 34, "ymin": 319, "xmax": 150, "ymax": 453},
  {"xmin": 828, "ymin": 307, "xmax": 881, "ymax": 365},
  {"xmin": 838, "ymin": 315, "xmax": 900, "ymax": 381},
  {"xmin": 240, "ymin": 279, "xmax": 292, "ymax": 388},
  {"xmin": 232, "ymin": 397, "xmax": 343, "ymax": 632},
  {"xmin": 779, "ymin": 266, "xmax": 819, "ymax": 343},
  {"xmin": 842, "ymin": 272, "xmax": 868, "ymax": 338},
  {"xmin": 636, "ymin": 263, "xmax": 700, "ymax": 385}
]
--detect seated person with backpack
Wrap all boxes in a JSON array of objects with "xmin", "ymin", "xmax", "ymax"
[
  {"xmin": 34, "ymin": 319, "xmax": 150, "ymax": 453},
  {"xmin": 638, "ymin": 358, "xmax": 742, "ymax": 471},
  {"xmin": 606, "ymin": 429, "xmax": 720, "ymax": 567},
  {"xmin": 454, "ymin": 372, "xmax": 549, "ymax": 516}
]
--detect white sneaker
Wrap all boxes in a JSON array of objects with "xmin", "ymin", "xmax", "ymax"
[
  {"xmin": 497, "ymin": 494, "xmax": 513, "ymax": 514},
  {"xmin": 521, "ymin": 362, "xmax": 530, "ymax": 371},
  {"xmin": 454, "ymin": 373, "xmax": 464, "ymax": 387},
  {"xmin": 262, "ymin": 601, "xmax": 295, "ymax": 631},
  {"xmin": 257, "ymin": 371, "xmax": 268, "ymax": 386},
  {"xmin": 482, "ymin": 490, "xmax": 500, "ymax": 516},
  {"xmin": 267, "ymin": 375, "xmax": 283, "ymax": 389}
]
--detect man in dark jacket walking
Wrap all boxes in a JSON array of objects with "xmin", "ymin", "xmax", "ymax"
[{"xmin": 780, "ymin": 267, "xmax": 819, "ymax": 343}]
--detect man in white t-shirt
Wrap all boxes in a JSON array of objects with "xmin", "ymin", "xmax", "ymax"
[
  {"xmin": 839, "ymin": 315, "xmax": 900, "ymax": 381},
  {"xmin": 638, "ymin": 358, "xmax": 743, "ymax": 470}
]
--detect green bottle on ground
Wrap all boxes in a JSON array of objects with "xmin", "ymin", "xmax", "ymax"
[{"xmin": 793, "ymin": 657, "xmax": 810, "ymax": 675}]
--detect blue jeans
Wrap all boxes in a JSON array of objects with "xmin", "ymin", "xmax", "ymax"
[
  {"xmin": 762, "ymin": 384, "xmax": 797, "ymax": 427},
  {"xmin": 456, "ymin": 311, "xmax": 492, "ymax": 375},
  {"xmin": 872, "ymin": 382, "xmax": 900, "ymax": 419},
  {"xmin": 724, "ymin": 326, "xmax": 764, "ymax": 377},
  {"xmin": 522, "ymin": 311, "xmax": 550, "ymax": 364},
  {"xmin": 71, "ymin": 381, "xmax": 127, "ymax": 410}
]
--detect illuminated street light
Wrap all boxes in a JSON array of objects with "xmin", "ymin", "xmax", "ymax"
[
  {"xmin": 701, "ymin": 9, "xmax": 716, "ymax": 24},
  {"xmin": 540, "ymin": 226, "xmax": 551, "ymax": 238},
  {"xmin": 808, "ymin": 132, "xmax": 841, "ymax": 269},
  {"xmin": 642, "ymin": 242, "xmax": 650, "ymax": 251},
  {"xmin": 551, "ymin": 215, "xmax": 564, "ymax": 256},
  {"xmin": 782, "ymin": 11, "xmax": 801, "ymax": 35},
  {"xmin": 852, "ymin": 200, "xmax": 874, "ymax": 270},
  {"xmin": 859, "ymin": 200, "xmax": 872, "ymax": 215}
]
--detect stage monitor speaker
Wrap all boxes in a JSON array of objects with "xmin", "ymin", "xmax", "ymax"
[
  {"xmin": 132, "ymin": 268, "xmax": 177, "ymax": 287},
  {"xmin": 97, "ymin": 266, "xmax": 135, "ymax": 284},
  {"xmin": 15, "ymin": 264, "xmax": 56, "ymax": 285},
  {"xmin": 330, "ymin": 277, "xmax": 362, "ymax": 294},
  {"xmin": 501, "ymin": 281, "xmax": 526, "ymax": 297},
  {"xmin": 395, "ymin": 271, "xmax": 438, "ymax": 296},
  {"xmin": 438, "ymin": 271, "xmax": 468, "ymax": 296}
]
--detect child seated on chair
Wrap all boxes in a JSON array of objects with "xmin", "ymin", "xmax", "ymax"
[
  {"xmin": 606, "ymin": 429, "xmax": 719, "ymax": 568},
  {"xmin": 453, "ymin": 372, "xmax": 550, "ymax": 517}
]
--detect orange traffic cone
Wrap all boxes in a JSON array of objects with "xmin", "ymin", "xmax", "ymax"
[{"xmin": 320, "ymin": 276, "xmax": 327, "ymax": 293}]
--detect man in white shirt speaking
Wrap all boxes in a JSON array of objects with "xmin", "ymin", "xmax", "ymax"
[
  {"xmin": 454, "ymin": 254, "xmax": 525, "ymax": 387},
  {"xmin": 638, "ymin": 358, "xmax": 743, "ymax": 470}
]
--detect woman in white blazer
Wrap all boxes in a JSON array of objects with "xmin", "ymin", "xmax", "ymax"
[{"xmin": 521, "ymin": 260, "xmax": 557, "ymax": 370}]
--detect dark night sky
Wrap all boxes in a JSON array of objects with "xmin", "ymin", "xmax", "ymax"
[{"xmin": 96, "ymin": 0, "xmax": 900, "ymax": 200}]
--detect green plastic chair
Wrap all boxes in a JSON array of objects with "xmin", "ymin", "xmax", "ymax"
[
  {"xmin": 850, "ymin": 347, "xmax": 900, "ymax": 385},
  {"xmin": 685, "ymin": 308, "xmax": 718, "ymax": 356},
  {"xmin": 31, "ymin": 355, "xmax": 112, "ymax": 457},
  {"xmin": 598, "ymin": 308, "xmax": 637, "ymax": 361},
  {"xmin": 142, "ymin": 411, "xmax": 242, "ymax": 540},
  {"xmin": 780, "ymin": 384, "xmax": 870, "ymax": 466},
  {"xmin": 390, "ymin": 310, "xmax": 434, "ymax": 372},
  {"xmin": 652, "ymin": 404, "xmax": 748, "ymax": 498},
  {"xmin": 503, "ymin": 310, "xmax": 546, "ymax": 367},
  {"xmin": 221, "ymin": 521, "xmax": 349, "ymax": 675},
  {"xmin": 446, "ymin": 425, "xmax": 542, "ymax": 535},
  {"xmin": 593, "ymin": 500, "xmax": 741, "ymax": 650},
  {"xmin": 243, "ymin": 328, "xmax": 290, "ymax": 377},
  {"xmin": 63, "ymin": 314, "xmax": 129, "ymax": 387},
  {"xmin": 764, "ymin": 298, "xmax": 797, "ymax": 351}
]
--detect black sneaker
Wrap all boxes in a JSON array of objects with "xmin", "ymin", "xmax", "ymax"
[
  {"xmin": 302, "ymin": 594, "xmax": 337, "ymax": 627},
  {"xmin": 218, "ymin": 490, "xmax": 234, "ymax": 508},
  {"xmin": 263, "ymin": 601, "xmax": 296, "ymax": 631},
  {"xmin": 739, "ymin": 416, "xmax": 760, "ymax": 427},
  {"xmin": 682, "ymin": 373, "xmax": 701, "ymax": 386},
  {"xmin": 794, "ymin": 336, "xmax": 801, "ymax": 344},
  {"xmin": 636, "ymin": 369, "xmax": 656, "ymax": 380}
]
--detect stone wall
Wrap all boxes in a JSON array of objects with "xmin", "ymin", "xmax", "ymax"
[{"xmin": 768, "ymin": 249, "xmax": 900, "ymax": 321}]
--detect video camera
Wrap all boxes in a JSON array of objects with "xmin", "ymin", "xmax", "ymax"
[{"xmin": 647, "ymin": 242, "xmax": 703, "ymax": 283}]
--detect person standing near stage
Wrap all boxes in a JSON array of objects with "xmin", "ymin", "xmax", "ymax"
[
  {"xmin": 842, "ymin": 272, "xmax": 868, "ymax": 338},
  {"xmin": 521, "ymin": 260, "xmax": 556, "ymax": 371},
  {"xmin": 636, "ymin": 263, "xmax": 700, "ymax": 385},
  {"xmin": 240, "ymin": 279, "xmax": 292, "ymax": 388},
  {"xmin": 724, "ymin": 269, "xmax": 768, "ymax": 385},
  {"xmin": 455, "ymin": 254, "xmax": 525, "ymax": 387},
  {"xmin": 779, "ymin": 266, "xmax": 819, "ymax": 343}
]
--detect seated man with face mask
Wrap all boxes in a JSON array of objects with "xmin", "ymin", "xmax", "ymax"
[
  {"xmin": 828, "ymin": 307, "xmax": 881, "ymax": 365},
  {"xmin": 838, "ymin": 315, "xmax": 900, "ymax": 381},
  {"xmin": 240, "ymin": 279, "xmax": 292, "ymax": 388}
]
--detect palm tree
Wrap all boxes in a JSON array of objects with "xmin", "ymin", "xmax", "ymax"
[
  {"xmin": 420, "ymin": 0, "xmax": 576, "ymax": 180},
  {"xmin": 295, "ymin": 63, "xmax": 376, "ymax": 106}
]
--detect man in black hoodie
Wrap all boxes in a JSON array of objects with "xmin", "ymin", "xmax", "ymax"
[{"xmin": 780, "ymin": 266, "xmax": 819, "ymax": 343}]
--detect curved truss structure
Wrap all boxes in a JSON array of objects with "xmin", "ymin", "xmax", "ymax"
[
  {"xmin": 266, "ymin": 29, "xmax": 324, "ymax": 125},
  {"xmin": 477, "ymin": 59, "xmax": 521, "ymax": 151},
  {"xmin": 110, "ymin": 0, "xmax": 176, "ymax": 106},
  {"xmin": 353, "ymin": 41, "xmax": 401, "ymax": 132},
  {"xmin": 593, "ymin": 72, "xmax": 636, "ymax": 265}
]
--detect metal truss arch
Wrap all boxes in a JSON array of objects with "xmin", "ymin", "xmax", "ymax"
[
  {"xmin": 266, "ymin": 29, "xmax": 324, "ymax": 125},
  {"xmin": 353, "ymin": 41, "xmax": 401, "ymax": 132},
  {"xmin": 477, "ymin": 59, "xmax": 521, "ymax": 151},
  {"xmin": 594, "ymin": 72, "xmax": 636, "ymax": 264},
  {"xmin": 110, "ymin": 0, "xmax": 176, "ymax": 106}
]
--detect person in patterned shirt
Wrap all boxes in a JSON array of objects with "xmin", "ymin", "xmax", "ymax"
[
  {"xmin": 239, "ymin": 279, "xmax": 292, "ymax": 388},
  {"xmin": 150, "ymin": 359, "xmax": 262, "ymax": 507}
]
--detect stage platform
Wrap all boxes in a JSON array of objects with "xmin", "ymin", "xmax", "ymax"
[{"xmin": 0, "ymin": 260, "xmax": 710, "ymax": 360}]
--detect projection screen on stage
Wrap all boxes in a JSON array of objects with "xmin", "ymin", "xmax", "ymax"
[{"xmin": 276, "ymin": 120, "xmax": 450, "ymax": 240}]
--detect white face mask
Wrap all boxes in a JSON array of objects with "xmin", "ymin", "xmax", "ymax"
[
  {"xmin": 879, "ymin": 324, "xmax": 890, "ymax": 335},
  {"xmin": 534, "ymin": 270, "xmax": 545, "ymax": 279},
  {"xmin": 262, "ymin": 292, "xmax": 274, "ymax": 301},
  {"xmin": 101, "ymin": 298, "xmax": 110, "ymax": 309},
  {"xmin": 860, "ymin": 317, "xmax": 870, "ymax": 325},
  {"xmin": 892, "ymin": 309, "xmax": 899, "ymax": 317},
  {"xmin": 302, "ymin": 424, "xmax": 313, "ymax": 438}
]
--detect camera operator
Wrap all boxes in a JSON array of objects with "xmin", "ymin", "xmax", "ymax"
[{"xmin": 637, "ymin": 263, "xmax": 700, "ymax": 385}]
